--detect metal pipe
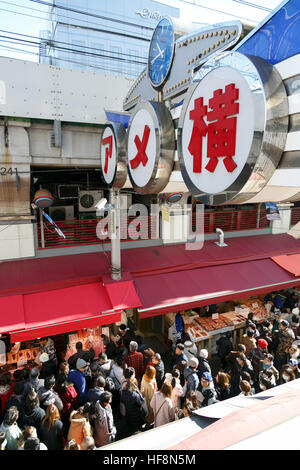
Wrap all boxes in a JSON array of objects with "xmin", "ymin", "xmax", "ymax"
[
  {"xmin": 110, "ymin": 188, "xmax": 121, "ymax": 281},
  {"xmin": 215, "ymin": 227, "xmax": 227, "ymax": 247}
]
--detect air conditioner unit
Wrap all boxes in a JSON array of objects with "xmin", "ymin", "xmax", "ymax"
[
  {"xmin": 78, "ymin": 190, "xmax": 104, "ymax": 212},
  {"xmin": 49, "ymin": 205, "xmax": 75, "ymax": 221}
]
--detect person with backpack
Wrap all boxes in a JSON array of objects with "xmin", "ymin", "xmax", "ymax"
[
  {"xmin": 183, "ymin": 357, "xmax": 200, "ymax": 395},
  {"xmin": 196, "ymin": 372, "xmax": 218, "ymax": 407}
]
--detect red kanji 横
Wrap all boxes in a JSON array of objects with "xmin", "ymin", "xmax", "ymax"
[
  {"xmin": 188, "ymin": 83, "xmax": 239, "ymax": 174},
  {"xmin": 102, "ymin": 135, "xmax": 113, "ymax": 174},
  {"xmin": 188, "ymin": 97, "xmax": 207, "ymax": 173},
  {"xmin": 130, "ymin": 125, "xmax": 150, "ymax": 170}
]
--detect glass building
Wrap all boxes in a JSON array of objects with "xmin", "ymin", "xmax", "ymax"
[{"xmin": 40, "ymin": 0, "xmax": 179, "ymax": 78}]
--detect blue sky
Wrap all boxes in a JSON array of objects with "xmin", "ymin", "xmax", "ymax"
[{"xmin": 0, "ymin": 0, "xmax": 283, "ymax": 62}]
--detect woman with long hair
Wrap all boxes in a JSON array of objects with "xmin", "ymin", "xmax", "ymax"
[
  {"xmin": 19, "ymin": 389, "xmax": 45, "ymax": 434},
  {"xmin": 17, "ymin": 425, "xmax": 47, "ymax": 450},
  {"xmin": 140, "ymin": 366, "xmax": 157, "ymax": 425},
  {"xmin": 150, "ymin": 383, "xmax": 175, "ymax": 428},
  {"xmin": 164, "ymin": 369, "xmax": 184, "ymax": 411},
  {"xmin": 39, "ymin": 404, "xmax": 64, "ymax": 450},
  {"xmin": 215, "ymin": 371, "xmax": 231, "ymax": 401}
]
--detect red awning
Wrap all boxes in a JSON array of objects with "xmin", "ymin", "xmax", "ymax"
[
  {"xmin": 9, "ymin": 283, "xmax": 120, "ymax": 343},
  {"xmin": 0, "ymin": 295, "xmax": 25, "ymax": 334},
  {"xmin": 136, "ymin": 259, "xmax": 300, "ymax": 318},
  {"xmin": 102, "ymin": 273, "xmax": 142, "ymax": 311},
  {"xmin": 272, "ymin": 254, "xmax": 300, "ymax": 277}
]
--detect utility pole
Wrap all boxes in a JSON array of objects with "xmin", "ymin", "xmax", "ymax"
[{"xmin": 109, "ymin": 188, "xmax": 121, "ymax": 281}]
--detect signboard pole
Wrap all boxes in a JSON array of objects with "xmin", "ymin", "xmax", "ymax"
[{"xmin": 110, "ymin": 188, "xmax": 121, "ymax": 281}]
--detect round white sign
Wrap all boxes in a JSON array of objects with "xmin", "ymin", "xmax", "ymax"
[
  {"xmin": 180, "ymin": 66, "xmax": 255, "ymax": 195},
  {"xmin": 127, "ymin": 108, "xmax": 157, "ymax": 188},
  {"xmin": 101, "ymin": 126, "xmax": 117, "ymax": 185}
]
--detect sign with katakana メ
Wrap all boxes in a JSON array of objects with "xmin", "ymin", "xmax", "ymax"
[
  {"xmin": 100, "ymin": 122, "xmax": 127, "ymax": 188},
  {"xmin": 127, "ymin": 100, "xmax": 175, "ymax": 194},
  {"xmin": 178, "ymin": 52, "xmax": 289, "ymax": 205}
]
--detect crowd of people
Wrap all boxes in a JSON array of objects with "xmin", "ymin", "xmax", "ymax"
[{"xmin": 0, "ymin": 290, "xmax": 299, "ymax": 450}]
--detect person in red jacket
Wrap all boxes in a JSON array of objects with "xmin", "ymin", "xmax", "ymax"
[{"xmin": 54, "ymin": 373, "xmax": 78, "ymax": 436}]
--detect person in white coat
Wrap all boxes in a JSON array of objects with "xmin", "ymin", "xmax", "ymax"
[{"xmin": 150, "ymin": 383, "xmax": 175, "ymax": 428}]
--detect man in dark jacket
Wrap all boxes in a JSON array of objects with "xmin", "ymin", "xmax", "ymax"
[
  {"xmin": 4, "ymin": 382, "xmax": 24, "ymax": 415},
  {"xmin": 172, "ymin": 344, "xmax": 188, "ymax": 368},
  {"xmin": 197, "ymin": 349, "xmax": 211, "ymax": 379},
  {"xmin": 85, "ymin": 375, "xmax": 106, "ymax": 404},
  {"xmin": 23, "ymin": 368, "xmax": 44, "ymax": 398},
  {"xmin": 68, "ymin": 342, "xmax": 95, "ymax": 371},
  {"xmin": 231, "ymin": 353, "xmax": 254, "ymax": 397},
  {"xmin": 216, "ymin": 333, "xmax": 233, "ymax": 369},
  {"xmin": 39, "ymin": 353, "xmax": 57, "ymax": 380},
  {"xmin": 37, "ymin": 375, "xmax": 63, "ymax": 412},
  {"xmin": 152, "ymin": 353, "xmax": 165, "ymax": 389}
]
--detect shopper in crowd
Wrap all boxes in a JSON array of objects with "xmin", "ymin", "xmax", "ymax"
[
  {"xmin": 54, "ymin": 373, "xmax": 78, "ymax": 432},
  {"xmin": 64, "ymin": 439, "xmax": 80, "ymax": 450},
  {"xmin": 231, "ymin": 353, "xmax": 254, "ymax": 397},
  {"xmin": 225, "ymin": 344, "xmax": 247, "ymax": 372},
  {"xmin": 68, "ymin": 358, "xmax": 88, "ymax": 405},
  {"xmin": 242, "ymin": 330, "xmax": 256, "ymax": 358},
  {"xmin": 85, "ymin": 375, "xmax": 105, "ymax": 404},
  {"xmin": 67, "ymin": 403, "xmax": 93, "ymax": 447},
  {"xmin": 215, "ymin": 371, "xmax": 231, "ymax": 401},
  {"xmin": 58, "ymin": 361, "xmax": 70, "ymax": 378},
  {"xmin": 39, "ymin": 353, "xmax": 57, "ymax": 380},
  {"xmin": 140, "ymin": 366, "xmax": 157, "ymax": 426},
  {"xmin": 19, "ymin": 389, "xmax": 45, "ymax": 433},
  {"xmin": 197, "ymin": 349, "xmax": 211, "ymax": 379},
  {"xmin": 18, "ymin": 425, "xmax": 47, "ymax": 450},
  {"xmin": 0, "ymin": 406, "xmax": 22, "ymax": 450},
  {"xmin": 288, "ymin": 358, "xmax": 300, "ymax": 379},
  {"xmin": 68, "ymin": 341, "xmax": 95, "ymax": 371},
  {"xmin": 239, "ymin": 380, "xmax": 253, "ymax": 397},
  {"xmin": 39, "ymin": 337, "xmax": 57, "ymax": 365},
  {"xmin": 289, "ymin": 315, "xmax": 300, "ymax": 340},
  {"xmin": 81, "ymin": 436, "xmax": 96, "ymax": 450},
  {"xmin": 150, "ymin": 382, "xmax": 175, "ymax": 428},
  {"xmin": 120, "ymin": 367, "xmax": 146, "ymax": 435},
  {"xmin": 109, "ymin": 355, "xmax": 126, "ymax": 392},
  {"xmin": 258, "ymin": 353, "xmax": 279, "ymax": 385},
  {"xmin": 172, "ymin": 343, "xmax": 188, "ymax": 368},
  {"xmin": 183, "ymin": 340, "xmax": 198, "ymax": 362},
  {"xmin": 117, "ymin": 324, "xmax": 136, "ymax": 351},
  {"xmin": 98, "ymin": 353, "xmax": 113, "ymax": 378},
  {"xmin": 164, "ymin": 369, "xmax": 184, "ymax": 411},
  {"xmin": 216, "ymin": 332, "xmax": 233, "ymax": 369},
  {"xmin": 23, "ymin": 368, "xmax": 44, "ymax": 398},
  {"xmin": 123, "ymin": 341, "xmax": 144, "ymax": 381},
  {"xmin": 183, "ymin": 357, "xmax": 199, "ymax": 394},
  {"xmin": 246, "ymin": 312, "xmax": 256, "ymax": 330},
  {"xmin": 38, "ymin": 375, "xmax": 63, "ymax": 412},
  {"xmin": 0, "ymin": 373, "xmax": 13, "ymax": 421},
  {"xmin": 152, "ymin": 353, "xmax": 165, "ymax": 390},
  {"xmin": 92, "ymin": 391, "xmax": 116, "ymax": 448},
  {"xmin": 4, "ymin": 381, "xmax": 24, "ymax": 415},
  {"xmin": 240, "ymin": 371, "xmax": 256, "ymax": 395},
  {"xmin": 264, "ymin": 292, "xmax": 283, "ymax": 310},
  {"xmin": 274, "ymin": 320, "xmax": 295, "ymax": 371},
  {"xmin": 283, "ymin": 292, "xmax": 299, "ymax": 312},
  {"xmin": 281, "ymin": 365, "xmax": 296, "ymax": 384},
  {"xmin": 197, "ymin": 372, "xmax": 217, "ymax": 407},
  {"xmin": 39, "ymin": 404, "xmax": 64, "ymax": 451},
  {"xmin": 249, "ymin": 338, "xmax": 269, "ymax": 384},
  {"xmin": 143, "ymin": 348, "xmax": 155, "ymax": 369}
]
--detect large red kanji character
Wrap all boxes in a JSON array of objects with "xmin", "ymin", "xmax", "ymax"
[
  {"xmin": 130, "ymin": 125, "xmax": 150, "ymax": 170},
  {"xmin": 206, "ymin": 83, "xmax": 239, "ymax": 173},
  {"xmin": 102, "ymin": 135, "xmax": 113, "ymax": 174},
  {"xmin": 188, "ymin": 97, "xmax": 207, "ymax": 173}
]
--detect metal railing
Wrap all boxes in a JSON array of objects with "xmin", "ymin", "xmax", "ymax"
[{"xmin": 37, "ymin": 207, "xmax": 271, "ymax": 250}]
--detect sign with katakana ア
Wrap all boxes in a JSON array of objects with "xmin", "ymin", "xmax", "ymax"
[
  {"xmin": 178, "ymin": 52, "xmax": 288, "ymax": 204},
  {"xmin": 100, "ymin": 122, "xmax": 127, "ymax": 188},
  {"xmin": 179, "ymin": 66, "xmax": 254, "ymax": 195},
  {"xmin": 127, "ymin": 100, "xmax": 175, "ymax": 193}
]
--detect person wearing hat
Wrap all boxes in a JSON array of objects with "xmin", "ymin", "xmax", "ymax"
[
  {"xmin": 183, "ymin": 341, "xmax": 198, "ymax": 362},
  {"xmin": 183, "ymin": 357, "xmax": 199, "ymax": 395},
  {"xmin": 258, "ymin": 353, "xmax": 279, "ymax": 386},
  {"xmin": 274, "ymin": 319, "xmax": 295, "ymax": 371},
  {"xmin": 249, "ymin": 338, "xmax": 269, "ymax": 386},
  {"xmin": 196, "ymin": 372, "xmax": 217, "ymax": 408},
  {"xmin": 68, "ymin": 341, "xmax": 95, "ymax": 372},
  {"xmin": 38, "ymin": 352, "xmax": 57, "ymax": 380},
  {"xmin": 68, "ymin": 358, "xmax": 88, "ymax": 405},
  {"xmin": 288, "ymin": 358, "xmax": 300, "ymax": 379},
  {"xmin": 197, "ymin": 349, "xmax": 211, "ymax": 380}
]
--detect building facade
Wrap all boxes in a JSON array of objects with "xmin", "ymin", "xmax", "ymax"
[{"xmin": 41, "ymin": 0, "xmax": 179, "ymax": 77}]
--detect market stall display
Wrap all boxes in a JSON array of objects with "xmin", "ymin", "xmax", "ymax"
[{"xmin": 65, "ymin": 326, "xmax": 106, "ymax": 361}]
